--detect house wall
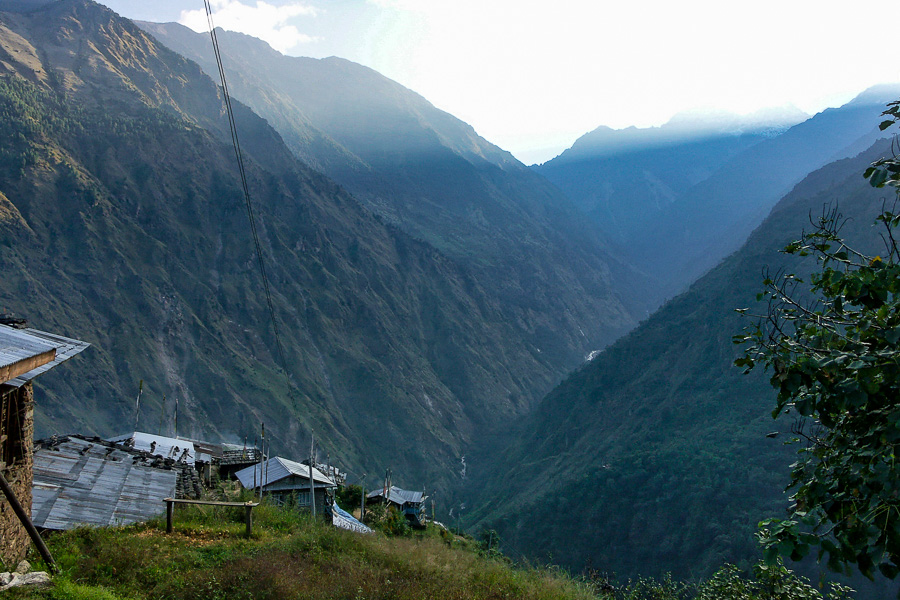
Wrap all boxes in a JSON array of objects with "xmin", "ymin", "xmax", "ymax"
[
  {"xmin": 269, "ymin": 487, "xmax": 330, "ymax": 513},
  {"xmin": 0, "ymin": 382, "xmax": 34, "ymax": 568}
]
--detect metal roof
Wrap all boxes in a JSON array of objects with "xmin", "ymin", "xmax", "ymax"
[
  {"xmin": 367, "ymin": 486, "xmax": 426, "ymax": 505},
  {"xmin": 235, "ymin": 456, "xmax": 335, "ymax": 490},
  {"xmin": 0, "ymin": 325, "xmax": 90, "ymax": 388},
  {"xmin": 31, "ymin": 436, "xmax": 177, "ymax": 530},
  {"xmin": 106, "ymin": 432, "xmax": 213, "ymax": 465}
]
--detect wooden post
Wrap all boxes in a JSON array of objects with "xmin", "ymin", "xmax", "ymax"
[
  {"xmin": 132, "ymin": 380, "xmax": 143, "ymax": 432},
  {"xmin": 166, "ymin": 499, "xmax": 174, "ymax": 533},
  {"xmin": 0, "ymin": 470, "xmax": 57, "ymax": 574},
  {"xmin": 244, "ymin": 503, "xmax": 253, "ymax": 537},
  {"xmin": 158, "ymin": 394, "xmax": 165, "ymax": 436}
]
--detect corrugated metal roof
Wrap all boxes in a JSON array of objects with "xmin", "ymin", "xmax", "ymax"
[
  {"xmin": 106, "ymin": 432, "xmax": 211, "ymax": 465},
  {"xmin": 1, "ymin": 325, "xmax": 90, "ymax": 388},
  {"xmin": 235, "ymin": 456, "xmax": 335, "ymax": 490},
  {"xmin": 32, "ymin": 436, "xmax": 177, "ymax": 530},
  {"xmin": 367, "ymin": 486, "xmax": 426, "ymax": 505},
  {"xmin": 0, "ymin": 325, "xmax": 56, "ymax": 384}
]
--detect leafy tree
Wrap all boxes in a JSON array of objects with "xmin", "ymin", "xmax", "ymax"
[{"xmin": 735, "ymin": 101, "xmax": 900, "ymax": 578}]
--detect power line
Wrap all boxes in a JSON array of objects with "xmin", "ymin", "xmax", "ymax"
[{"xmin": 202, "ymin": 1, "xmax": 295, "ymax": 406}]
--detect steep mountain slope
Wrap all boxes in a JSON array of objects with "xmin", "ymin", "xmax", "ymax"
[
  {"xmin": 536, "ymin": 108, "xmax": 807, "ymax": 245},
  {"xmin": 467, "ymin": 139, "xmax": 899, "ymax": 584},
  {"xmin": 137, "ymin": 22, "xmax": 654, "ymax": 346},
  {"xmin": 0, "ymin": 0, "xmax": 625, "ymax": 491}
]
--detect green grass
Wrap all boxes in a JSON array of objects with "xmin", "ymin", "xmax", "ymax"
[{"xmin": 5, "ymin": 502, "xmax": 602, "ymax": 600}]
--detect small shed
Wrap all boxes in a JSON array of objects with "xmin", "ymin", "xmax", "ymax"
[
  {"xmin": 367, "ymin": 485, "xmax": 427, "ymax": 527},
  {"xmin": 235, "ymin": 456, "xmax": 335, "ymax": 511}
]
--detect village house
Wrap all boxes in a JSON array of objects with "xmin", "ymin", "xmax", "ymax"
[
  {"xmin": 366, "ymin": 485, "xmax": 427, "ymax": 528},
  {"xmin": 235, "ymin": 456, "xmax": 336, "ymax": 511},
  {"xmin": 0, "ymin": 322, "xmax": 88, "ymax": 567},
  {"xmin": 214, "ymin": 442, "xmax": 263, "ymax": 480}
]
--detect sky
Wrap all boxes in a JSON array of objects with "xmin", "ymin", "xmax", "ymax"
[{"xmin": 98, "ymin": 0, "xmax": 900, "ymax": 164}]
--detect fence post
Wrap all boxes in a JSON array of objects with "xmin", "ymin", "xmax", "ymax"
[{"xmin": 166, "ymin": 499, "xmax": 174, "ymax": 533}]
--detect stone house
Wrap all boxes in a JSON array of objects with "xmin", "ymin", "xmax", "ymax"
[{"xmin": 0, "ymin": 323, "xmax": 88, "ymax": 567}]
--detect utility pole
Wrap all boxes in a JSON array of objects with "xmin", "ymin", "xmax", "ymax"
[
  {"xmin": 308, "ymin": 433, "xmax": 316, "ymax": 518},
  {"xmin": 259, "ymin": 424, "xmax": 265, "ymax": 502},
  {"xmin": 360, "ymin": 474, "xmax": 366, "ymax": 521}
]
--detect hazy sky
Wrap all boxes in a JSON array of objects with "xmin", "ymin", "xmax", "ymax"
[{"xmin": 98, "ymin": 0, "xmax": 900, "ymax": 164}]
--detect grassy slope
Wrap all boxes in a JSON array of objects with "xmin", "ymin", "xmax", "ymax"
[
  {"xmin": 3, "ymin": 504, "xmax": 600, "ymax": 600},
  {"xmin": 467, "ymin": 140, "xmax": 899, "ymax": 587}
]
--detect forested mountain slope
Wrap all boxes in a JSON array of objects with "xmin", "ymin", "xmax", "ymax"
[
  {"xmin": 468, "ymin": 138, "xmax": 899, "ymax": 586},
  {"xmin": 138, "ymin": 21, "xmax": 654, "ymax": 349},
  {"xmin": 0, "ymin": 0, "xmax": 634, "ymax": 491}
]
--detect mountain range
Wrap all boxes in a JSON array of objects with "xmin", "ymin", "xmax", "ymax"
[
  {"xmin": 0, "ymin": 0, "xmax": 643, "ymax": 495},
  {"xmin": 4, "ymin": 0, "xmax": 900, "ymax": 593},
  {"xmin": 537, "ymin": 88, "xmax": 900, "ymax": 305}
]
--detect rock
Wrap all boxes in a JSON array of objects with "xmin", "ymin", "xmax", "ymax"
[
  {"xmin": 0, "ymin": 572, "xmax": 12, "ymax": 585},
  {"xmin": 0, "ymin": 571, "xmax": 51, "ymax": 591},
  {"xmin": 14, "ymin": 560, "xmax": 30, "ymax": 574},
  {"xmin": 17, "ymin": 572, "xmax": 51, "ymax": 587}
]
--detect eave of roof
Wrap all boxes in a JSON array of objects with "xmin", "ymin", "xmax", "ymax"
[
  {"xmin": 0, "ymin": 325, "xmax": 90, "ymax": 388},
  {"xmin": 0, "ymin": 326, "xmax": 56, "ymax": 385}
]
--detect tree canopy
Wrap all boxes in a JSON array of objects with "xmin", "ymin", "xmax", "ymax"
[{"xmin": 736, "ymin": 101, "xmax": 900, "ymax": 579}]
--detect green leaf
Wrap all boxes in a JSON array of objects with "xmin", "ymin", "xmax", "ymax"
[{"xmin": 869, "ymin": 168, "xmax": 889, "ymax": 188}]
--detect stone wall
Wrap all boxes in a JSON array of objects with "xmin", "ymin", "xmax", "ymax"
[{"xmin": 0, "ymin": 382, "xmax": 34, "ymax": 569}]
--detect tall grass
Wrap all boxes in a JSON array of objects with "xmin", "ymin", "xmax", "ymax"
[{"xmin": 5, "ymin": 501, "xmax": 601, "ymax": 600}]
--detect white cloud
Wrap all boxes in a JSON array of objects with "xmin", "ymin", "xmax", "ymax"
[
  {"xmin": 349, "ymin": 0, "xmax": 900, "ymax": 162},
  {"xmin": 179, "ymin": 1, "xmax": 321, "ymax": 54}
]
